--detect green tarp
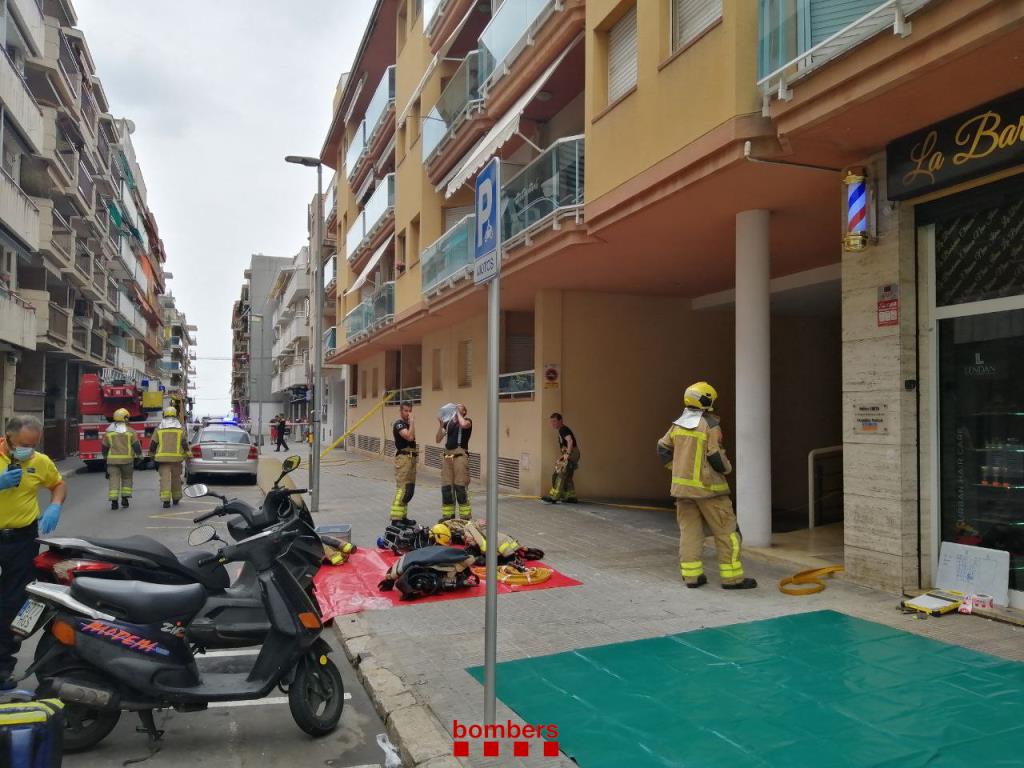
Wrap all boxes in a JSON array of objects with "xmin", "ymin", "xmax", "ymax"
[{"xmin": 468, "ymin": 610, "xmax": 1024, "ymax": 767}]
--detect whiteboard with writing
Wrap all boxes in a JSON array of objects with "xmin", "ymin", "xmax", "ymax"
[{"xmin": 935, "ymin": 542, "xmax": 1010, "ymax": 606}]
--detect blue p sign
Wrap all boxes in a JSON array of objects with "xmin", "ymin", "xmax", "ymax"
[{"xmin": 474, "ymin": 158, "xmax": 500, "ymax": 285}]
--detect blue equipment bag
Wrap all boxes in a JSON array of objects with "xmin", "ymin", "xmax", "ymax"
[{"xmin": 0, "ymin": 698, "xmax": 64, "ymax": 767}]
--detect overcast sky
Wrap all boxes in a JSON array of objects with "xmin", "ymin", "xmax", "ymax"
[{"xmin": 74, "ymin": 0, "xmax": 375, "ymax": 415}]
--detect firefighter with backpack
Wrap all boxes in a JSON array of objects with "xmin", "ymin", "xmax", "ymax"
[
  {"xmin": 150, "ymin": 406, "xmax": 189, "ymax": 508},
  {"xmin": 103, "ymin": 408, "xmax": 141, "ymax": 509}
]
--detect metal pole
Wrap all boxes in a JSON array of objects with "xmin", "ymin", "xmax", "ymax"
[
  {"xmin": 257, "ymin": 313, "xmax": 264, "ymax": 447},
  {"xmin": 310, "ymin": 163, "xmax": 323, "ymax": 515},
  {"xmin": 483, "ymin": 192, "xmax": 501, "ymax": 727}
]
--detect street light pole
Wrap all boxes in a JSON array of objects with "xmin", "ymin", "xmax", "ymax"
[{"xmin": 285, "ymin": 154, "xmax": 324, "ymax": 516}]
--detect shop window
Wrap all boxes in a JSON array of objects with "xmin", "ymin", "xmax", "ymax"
[
  {"xmin": 432, "ymin": 348, "xmax": 442, "ymax": 390},
  {"xmin": 457, "ymin": 340, "xmax": 472, "ymax": 388},
  {"xmin": 671, "ymin": 0, "xmax": 721, "ymax": 54},
  {"xmin": 607, "ymin": 6, "xmax": 638, "ymax": 104}
]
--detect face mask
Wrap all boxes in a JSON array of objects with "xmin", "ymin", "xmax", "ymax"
[{"xmin": 11, "ymin": 447, "xmax": 34, "ymax": 461}]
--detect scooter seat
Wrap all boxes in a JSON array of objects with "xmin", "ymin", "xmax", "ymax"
[
  {"xmin": 71, "ymin": 576, "xmax": 207, "ymax": 623},
  {"xmin": 84, "ymin": 536, "xmax": 178, "ymax": 567},
  {"xmin": 78, "ymin": 536, "xmax": 228, "ymax": 591}
]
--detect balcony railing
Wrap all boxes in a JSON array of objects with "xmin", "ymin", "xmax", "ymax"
[
  {"xmin": 498, "ymin": 370, "xmax": 535, "ymax": 399},
  {"xmin": 77, "ymin": 158, "xmax": 94, "ymax": 208},
  {"xmin": 104, "ymin": 343, "xmax": 117, "ymax": 365},
  {"xmin": 80, "ymin": 87, "xmax": 98, "ymax": 131},
  {"xmin": 424, "ymin": 0, "xmax": 447, "ymax": 35},
  {"xmin": 503, "ymin": 134, "xmax": 584, "ymax": 242},
  {"xmin": 365, "ymin": 65, "xmax": 396, "ymax": 146},
  {"xmin": 346, "ymin": 212, "xmax": 365, "ymax": 261},
  {"xmin": 345, "ymin": 121, "xmax": 366, "ymax": 181},
  {"xmin": 71, "ymin": 317, "xmax": 88, "ymax": 351},
  {"xmin": 57, "ymin": 32, "xmax": 81, "ymax": 98},
  {"xmin": 757, "ymin": 0, "xmax": 931, "ymax": 101},
  {"xmin": 343, "ymin": 302, "xmax": 373, "ymax": 342},
  {"xmin": 362, "ymin": 174, "xmax": 394, "ymax": 239},
  {"xmin": 478, "ymin": 0, "xmax": 554, "ymax": 87},
  {"xmin": 324, "ymin": 255, "xmax": 337, "ymax": 293},
  {"xmin": 422, "ymin": 51, "xmax": 482, "ymax": 162},
  {"xmin": 371, "ymin": 281, "xmax": 395, "ymax": 326},
  {"xmin": 385, "ymin": 386, "xmax": 422, "ymax": 405},
  {"xmin": 421, "ymin": 214, "xmax": 474, "ymax": 296},
  {"xmin": 47, "ymin": 303, "xmax": 69, "ymax": 341},
  {"xmin": 90, "ymin": 331, "xmax": 103, "ymax": 358},
  {"xmin": 97, "ymin": 131, "xmax": 111, "ymax": 169},
  {"xmin": 323, "ymin": 327, "xmax": 337, "ymax": 357}
]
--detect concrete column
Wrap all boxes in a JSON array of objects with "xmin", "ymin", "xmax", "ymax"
[
  {"xmin": 735, "ymin": 210, "xmax": 772, "ymax": 547},
  {"xmin": 534, "ymin": 289, "xmax": 563, "ymax": 496}
]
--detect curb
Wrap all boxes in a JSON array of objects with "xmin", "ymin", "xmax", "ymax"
[{"xmin": 333, "ymin": 614, "xmax": 463, "ymax": 768}]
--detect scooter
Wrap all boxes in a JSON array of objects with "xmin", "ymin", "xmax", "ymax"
[
  {"xmin": 13, "ymin": 489, "xmax": 343, "ymax": 753},
  {"xmin": 32, "ymin": 456, "xmax": 324, "ymax": 650}
]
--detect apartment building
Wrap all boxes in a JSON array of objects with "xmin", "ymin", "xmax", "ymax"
[
  {"xmin": 269, "ymin": 246, "xmax": 311, "ymax": 427},
  {"xmin": 0, "ymin": 0, "xmax": 171, "ymax": 458},
  {"xmin": 230, "ymin": 253, "xmax": 289, "ymax": 437},
  {"xmin": 315, "ymin": 174, "xmax": 347, "ymax": 449},
  {"xmin": 158, "ymin": 293, "xmax": 196, "ymax": 420},
  {"xmin": 321, "ymin": 0, "xmax": 1024, "ymax": 600}
]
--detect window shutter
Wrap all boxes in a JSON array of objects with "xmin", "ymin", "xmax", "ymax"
[
  {"xmin": 444, "ymin": 205, "xmax": 474, "ymax": 231},
  {"xmin": 672, "ymin": 0, "xmax": 721, "ymax": 53},
  {"xmin": 457, "ymin": 340, "xmax": 472, "ymax": 387},
  {"xmin": 505, "ymin": 334, "xmax": 533, "ymax": 373},
  {"xmin": 432, "ymin": 348, "xmax": 442, "ymax": 390},
  {"xmin": 607, "ymin": 6, "xmax": 637, "ymax": 103}
]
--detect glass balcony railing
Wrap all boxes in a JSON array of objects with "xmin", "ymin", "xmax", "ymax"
[
  {"xmin": 503, "ymin": 134, "xmax": 584, "ymax": 241},
  {"xmin": 421, "ymin": 214, "xmax": 474, "ymax": 295},
  {"xmin": 324, "ymin": 255, "xmax": 337, "ymax": 292},
  {"xmin": 323, "ymin": 327, "xmax": 337, "ymax": 353},
  {"xmin": 363, "ymin": 174, "xmax": 394, "ymax": 235},
  {"xmin": 478, "ymin": 0, "xmax": 552, "ymax": 85},
  {"xmin": 344, "ymin": 302, "xmax": 373, "ymax": 341},
  {"xmin": 346, "ymin": 212, "xmax": 365, "ymax": 260},
  {"xmin": 499, "ymin": 370, "xmax": 535, "ymax": 399},
  {"xmin": 365, "ymin": 65, "xmax": 396, "ymax": 144},
  {"xmin": 424, "ymin": 0, "xmax": 446, "ymax": 33},
  {"xmin": 372, "ymin": 281, "xmax": 395, "ymax": 325},
  {"xmin": 345, "ymin": 120, "xmax": 366, "ymax": 181},
  {"xmin": 422, "ymin": 51, "xmax": 482, "ymax": 162}
]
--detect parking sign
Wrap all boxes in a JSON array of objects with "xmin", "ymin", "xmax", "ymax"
[{"xmin": 474, "ymin": 158, "xmax": 500, "ymax": 285}]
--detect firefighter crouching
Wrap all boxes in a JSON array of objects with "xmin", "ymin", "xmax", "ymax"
[
  {"xmin": 390, "ymin": 402, "xmax": 417, "ymax": 524},
  {"xmin": 150, "ymin": 407, "xmax": 189, "ymax": 508},
  {"xmin": 657, "ymin": 382, "xmax": 757, "ymax": 590},
  {"xmin": 103, "ymin": 408, "xmax": 142, "ymax": 510}
]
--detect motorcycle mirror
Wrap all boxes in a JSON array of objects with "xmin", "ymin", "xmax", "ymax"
[
  {"xmin": 183, "ymin": 484, "xmax": 209, "ymax": 498},
  {"xmin": 188, "ymin": 524, "xmax": 218, "ymax": 547},
  {"xmin": 282, "ymin": 455, "xmax": 301, "ymax": 473}
]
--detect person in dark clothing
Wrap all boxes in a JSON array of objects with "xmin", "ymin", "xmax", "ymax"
[
  {"xmin": 390, "ymin": 403, "xmax": 417, "ymax": 522},
  {"xmin": 542, "ymin": 413, "xmax": 580, "ymax": 503},
  {"xmin": 275, "ymin": 414, "xmax": 289, "ymax": 452},
  {"xmin": 436, "ymin": 404, "xmax": 472, "ymax": 520}
]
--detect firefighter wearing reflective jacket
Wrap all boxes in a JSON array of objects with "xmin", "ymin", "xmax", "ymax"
[
  {"xmin": 436, "ymin": 404, "xmax": 472, "ymax": 521},
  {"xmin": 657, "ymin": 382, "xmax": 757, "ymax": 590},
  {"xmin": 391, "ymin": 403, "xmax": 417, "ymax": 522},
  {"xmin": 103, "ymin": 408, "xmax": 142, "ymax": 510},
  {"xmin": 150, "ymin": 407, "xmax": 189, "ymax": 508}
]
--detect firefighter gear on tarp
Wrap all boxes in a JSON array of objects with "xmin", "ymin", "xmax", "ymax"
[
  {"xmin": 446, "ymin": 520, "xmax": 545, "ymax": 565},
  {"xmin": 658, "ymin": 395, "xmax": 756, "ymax": 589},
  {"xmin": 103, "ymin": 422, "xmax": 141, "ymax": 508},
  {"xmin": 150, "ymin": 418, "xmax": 188, "ymax": 507},
  {"xmin": 377, "ymin": 520, "xmax": 430, "ymax": 554},
  {"xmin": 378, "ymin": 545, "xmax": 478, "ymax": 600}
]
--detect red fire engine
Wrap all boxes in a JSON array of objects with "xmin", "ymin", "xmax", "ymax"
[{"xmin": 77, "ymin": 371, "xmax": 168, "ymax": 470}]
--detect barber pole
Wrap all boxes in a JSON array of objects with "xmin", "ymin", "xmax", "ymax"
[{"xmin": 843, "ymin": 171, "xmax": 868, "ymax": 252}]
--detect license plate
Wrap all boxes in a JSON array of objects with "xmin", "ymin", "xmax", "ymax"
[{"xmin": 11, "ymin": 599, "xmax": 46, "ymax": 636}]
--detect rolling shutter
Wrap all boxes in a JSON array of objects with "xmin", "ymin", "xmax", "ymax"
[
  {"xmin": 607, "ymin": 6, "xmax": 637, "ymax": 103},
  {"xmin": 672, "ymin": 0, "xmax": 721, "ymax": 52}
]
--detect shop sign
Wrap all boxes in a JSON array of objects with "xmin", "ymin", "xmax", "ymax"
[
  {"xmin": 543, "ymin": 364, "xmax": 560, "ymax": 390},
  {"xmin": 854, "ymin": 403, "xmax": 888, "ymax": 434},
  {"xmin": 877, "ymin": 284, "xmax": 899, "ymax": 327},
  {"xmin": 886, "ymin": 89, "xmax": 1024, "ymax": 200}
]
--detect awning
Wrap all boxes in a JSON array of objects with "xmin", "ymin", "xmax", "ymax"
[
  {"xmin": 443, "ymin": 35, "xmax": 582, "ymax": 199},
  {"xmin": 345, "ymin": 234, "xmax": 393, "ymax": 295}
]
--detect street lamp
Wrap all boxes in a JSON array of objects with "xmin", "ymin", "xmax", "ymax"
[{"xmin": 285, "ymin": 153, "xmax": 323, "ymax": 516}]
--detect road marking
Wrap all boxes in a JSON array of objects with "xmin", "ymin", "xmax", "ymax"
[{"xmin": 208, "ymin": 692, "xmax": 352, "ymax": 708}]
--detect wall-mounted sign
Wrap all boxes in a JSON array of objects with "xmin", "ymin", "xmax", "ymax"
[
  {"xmin": 877, "ymin": 284, "xmax": 899, "ymax": 327},
  {"xmin": 887, "ymin": 89, "xmax": 1024, "ymax": 200},
  {"xmin": 543, "ymin": 363, "xmax": 560, "ymax": 390},
  {"xmin": 854, "ymin": 403, "xmax": 888, "ymax": 434}
]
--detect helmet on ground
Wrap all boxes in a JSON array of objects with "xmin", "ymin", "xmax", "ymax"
[
  {"xmin": 684, "ymin": 382, "xmax": 717, "ymax": 411},
  {"xmin": 113, "ymin": 408, "xmax": 130, "ymax": 422},
  {"xmin": 163, "ymin": 406, "xmax": 177, "ymax": 418},
  {"xmin": 430, "ymin": 523, "xmax": 452, "ymax": 545}
]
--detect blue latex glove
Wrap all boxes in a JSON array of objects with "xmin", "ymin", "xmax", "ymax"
[
  {"xmin": 0, "ymin": 468, "xmax": 22, "ymax": 490},
  {"xmin": 39, "ymin": 503, "xmax": 61, "ymax": 535}
]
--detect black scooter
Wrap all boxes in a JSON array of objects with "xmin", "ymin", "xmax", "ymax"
[{"xmin": 13, "ymin": 491, "xmax": 343, "ymax": 752}]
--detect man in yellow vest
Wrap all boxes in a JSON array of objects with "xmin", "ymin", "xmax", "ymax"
[
  {"xmin": 657, "ymin": 382, "xmax": 756, "ymax": 590},
  {"xmin": 0, "ymin": 415, "xmax": 66, "ymax": 686},
  {"xmin": 103, "ymin": 407, "xmax": 141, "ymax": 510},
  {"xmin": 150, "ymin": 406, "xmax": 189, "ymax": 508}
]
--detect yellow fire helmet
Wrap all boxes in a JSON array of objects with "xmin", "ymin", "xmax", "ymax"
[
  {"xmin": 113, "ymin": 408, "xmax": 130, "ymax": 422},
  {"xmin": 163, "ymin": 406, "xmax": 177, "ymax": 418},
  {"xmin": 431, "ymin": 523, "xmax": 452, "ymax": 546},
  {"xmin": 684, "ymin": 381, "xmax": 717, "ymax": 411}
]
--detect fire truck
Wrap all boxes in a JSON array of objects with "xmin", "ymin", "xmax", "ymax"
[{"xmin": 77, "ymin": 370, "xmax": 179, "ymax": 470}]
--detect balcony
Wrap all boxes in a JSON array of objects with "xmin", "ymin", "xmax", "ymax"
[
  {"xmin": 71, "ymin": 317, "xmax": 89, "ymax": 352},
  {"xmin": 346, "ymin": 212, "xmax": 365, "ymax": 262},
  {"xmin": 424, "ymin": 0, "xmax": 447, "ymax": 36},
  {"xmin": 385, "ymin": 386, "xmax": 422, "ymax": 405},
  {"xmin": 343, "ymin": 302, "xmax": 373, "ymax": 343},
  {"xmin": 116, "ymin": 347, "xmax": 145, "ymax": 374},
  {"xmin": 76, "ymin": 157, "xmax": 95, "ymax": 211},
  {"xmin": 758, "ymin": 0, "xmax": 933, "ymax": 103},
  {"xmin": 349, "ymin": 174, "xmax": 394, "ymax": 265},
  {"xmin": 89, "ymin": 330, "xmax": 104, "ymax": 361},
  {"xmin": 281, "ymin": 269, "xmax": 309, "ymax": 314},
  {"xmin": 499, "ymin": 370, "xmax": 535, "ymax": 399},
  {"xmin": 0, "ymin": 169, "xmax": 40, "ymax": 251},
  {"xmin": 421, "ymin": 214, "xmax": 474, "ymax": 297},
  {"xmin": 364, "ymin": 65, "xmax": 395, "ymax": 150},
  {"xmin": 422, "ymin": 51, "xmax": 482, "ymax": 164},
  {"xmin": 324, "ymin": 255, "xmax": 337, "ymax": 297},
  {"xmin": 0, "ymin": 47, "xmax": 44, "ymax": 152},
  {"xmin": 478, "ymin": 0, "xmax": 559, "ymax": 89},
  {"xmin": 46, "ymin": 302, "xmax": 69, "ymax": 345},
  {"xmin": 371, "ymin": 281, "xmax": 395, "ymax": 328},
  {"xmin": 160, "ymin": 360, "xmax": 183, "ymax": 373},
  {"xmin": 345, "ymin": 121, "xmax": 365, "ymax": 183},
  {"xmin": 80, "ymin": 86, "xmax": 98, "ymax": 137},
  {"xmin": 323, "ymin": 327, "xmax": 337, "ymax": 359},
  {"xmin": 503, "ymin": 134, "xmax": 584, "ymax": 245},
  {"xmin": 280, "ymin": 362, "xmax": 307, "ymax": 389},
  {"xmin": 324, "ymin": 174, "xmax": 337, "ymax": 226},
  {"xmin": 0, "ymin": 286, "xmax": 37, "ymax": 349}
]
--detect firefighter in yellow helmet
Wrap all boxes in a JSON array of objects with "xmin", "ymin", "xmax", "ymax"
[
  {"xmin": 657, "ymin": 382, "xmax": 756, "ymax": 590},
  {"xmin": 149, "ymin": 406, "xmax": 189, "ymax": 508},
  {"xmin": 102, "ymin": 408, "xmax": 142, "ymax": 510}
]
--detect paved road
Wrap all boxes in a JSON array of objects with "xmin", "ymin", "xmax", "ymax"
[{"xmin": 16, "ymin": 456, "xmax": 388, "ymax": 768}]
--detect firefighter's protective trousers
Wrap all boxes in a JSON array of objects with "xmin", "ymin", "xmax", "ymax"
[
  {"xmin": 104, "ymin": 431, "xmax": 136, "ymax": 500},
  {"xmin": 153, "ymin": 427, "xmax": 188, "ymax": 503},
  {"xmin": 392, "ymin": 452, "xmax": 417, "ymax": 520},
  {"xmin": 441, "ymin": 448, "xmax": 472, "ymax": 520},
  {"xmin": 548, "ymin": 447, "xmax": 580, "ymax": 501}
]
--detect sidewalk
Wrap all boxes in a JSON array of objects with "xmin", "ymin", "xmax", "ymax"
[{"xmin": 313, "ymin": 449, "xmax": 1024, "ymax": 767}]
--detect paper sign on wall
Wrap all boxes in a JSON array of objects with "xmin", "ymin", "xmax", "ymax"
[
  {"xmin": 877, "ymin": 284, "xmax": 899, "ymax": 327},
  {"xmin": 854, "ymin": 403, "xmax": 888, "ymax": 434}
]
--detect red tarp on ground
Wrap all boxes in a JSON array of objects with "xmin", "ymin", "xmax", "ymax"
[{"xmin": 313, "ymin": 547, "xmax": 583, "ymax": 620}]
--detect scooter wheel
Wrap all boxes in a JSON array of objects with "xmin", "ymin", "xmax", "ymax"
[{"xmin": 288, "ymin": 655, "xmax": 344, "ymax": 737}]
